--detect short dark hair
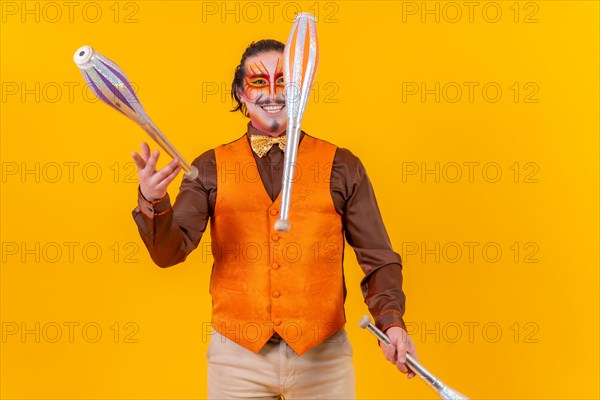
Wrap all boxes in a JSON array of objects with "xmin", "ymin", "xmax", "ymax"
[{"xmin": 231, "ymin": 39, "xmax": 285, "ymax": 117}]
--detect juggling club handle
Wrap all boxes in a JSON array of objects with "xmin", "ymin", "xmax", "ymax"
[{"xmin": 358, "ymin": 316, "xmax": 470, "ymax": 400}]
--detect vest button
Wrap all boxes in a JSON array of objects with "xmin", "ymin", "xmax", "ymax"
[
  {"xmin": 270, "ymin": 209, "xmax": 278, "ymax": 216},
  {"xmin": 271, "ymin": 263, "xmax": 280, "ymax": 270},
  {"xmin": 271, "ymin": 234, "xmax": 280, "ymax": 241},
  {"xmin": 272, "ymin": 291, "xmax": 280, "ymax": 298}
]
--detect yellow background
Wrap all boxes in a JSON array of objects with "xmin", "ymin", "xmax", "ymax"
[{"xmin": 1, "ymin": 1, "xmax": 598, "ymax": 399}]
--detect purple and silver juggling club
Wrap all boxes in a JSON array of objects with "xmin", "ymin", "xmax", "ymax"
[
  {"xmin": 73, "ymin": 45, "xmax": 198, "ymax": 180},
  {"xmin": 359, "ymin": 316, "xmax": 470, "ymax": 400}
]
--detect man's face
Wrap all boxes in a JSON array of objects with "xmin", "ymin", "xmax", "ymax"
[{"xmin": 238, "ymin": 51, "xmax": 287, "ymax": 136}]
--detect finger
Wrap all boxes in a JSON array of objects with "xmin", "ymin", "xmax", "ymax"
[
  {"xmin": 146, "ymin": 149, "xmax": 160, "ymax": 172},
  {"xmin": 408, "ymin": 348, "xmax": 418, "ymax": 362},
  {"xmin": 152, "ymin": 158, "xmax": 181, "ymax": 183},
  {"xmin": 384, "ymin": 343, "xmax": 397, "ymax": 364},
  {"xmin": 396, "ymin": 358, "xmax": 408, "ymax": 373},
  {"xmin": 158, "ymin": 163, "xmax": 182, "ymax": 185},
  {"xmin": 407, "ymin": 371, "xmax": 416, "ymax": 379},
  {"xmin": 141, "ymin": 142, "xmax": 151, "ymax": 161},
  {"xmin": 396, "ymin": 362, "xmax": 408, "ymax": 374},
  {"xmin": 398, "ymin": 330, "xmax": 410, "ymax": 345},
  {"xmin": 406, "ymin": 339, "xmax": 418, "ymax": 362},
  {"xmin": 155, "ymin": 165, "xmax": 182, "ymax": 191},
  {"xmin": 131, "ymin": 152, "xmax": 146, "ymax": 170},
  {"xmin": 395, "ymin": 346, "xmax": 408, "ymax": 373},
  {"xmin": 397, "ymin": 347, "xmax": 407, "ymax": 365},
  {"xmin": 379, "ymin": 343, "xmax": 393, "ymax": 363},
  {"xmin": 379, "ymin": 342, "xmax": 389, "ymax": 360}
]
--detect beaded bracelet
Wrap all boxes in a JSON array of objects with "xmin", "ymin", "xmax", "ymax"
[
  {"xmin": 139, "ymin": 187, "xmax": 168, "ymax": 206},
  {"xmin": 154, "ymin": 206, "xmax": 172, "ymax": 216},
  {"xmin": 149, "ymin": 192, "xmax": 168, "ymax": 205}
]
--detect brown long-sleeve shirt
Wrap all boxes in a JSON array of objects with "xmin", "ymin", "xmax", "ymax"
[{"xmin": 132, "ymin": 122, "xmax": 407, "ymax": 332}]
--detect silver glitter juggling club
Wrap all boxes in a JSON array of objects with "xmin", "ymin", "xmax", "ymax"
[
  {"xmin": 359, "ymin": 316, "xmax": 470, "ymax": 400},
  {"xmin": 73, "ymin": 46, "xmax": 198, "ymax": 180},
  {"xmin": 274, "ymin": 13, "xmax": 319, "ymax": 232}
]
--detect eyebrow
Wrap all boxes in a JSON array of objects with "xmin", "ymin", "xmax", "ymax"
[
  {"xmin": 245, "ymin": 73, "xmax": 270, "ymax": 80},
  {"xmin": 245, "ymin": 58, "xmax": 283, "ymax": 80}
]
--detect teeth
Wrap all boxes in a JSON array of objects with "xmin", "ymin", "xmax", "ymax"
[{"xmin": 262, "ymin": 105, "xmax": 284, "ymax": 114}]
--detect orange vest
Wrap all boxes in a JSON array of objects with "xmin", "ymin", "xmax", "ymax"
[{"xmin": 210, "ymin": 134, "xmax": 345, "ymax": 355}]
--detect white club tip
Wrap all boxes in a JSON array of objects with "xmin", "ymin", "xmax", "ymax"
[
  {"xmin": 295, "ymin": 12, "xmax": 316, "ymax": 22},
  {"xmin": 74, "ymin": 45, "xmax": 94, "ymax": 66},
  {"xmin": 274, "ymin": 220, "xmax": 290, "ymax": 232},
  {"xmin": 184, "ymin": 166, "xmax": 199, "ymax": 181},
  {"xmin": 358, "ymin": 316, "xmax": 371, "ymax": 329}
]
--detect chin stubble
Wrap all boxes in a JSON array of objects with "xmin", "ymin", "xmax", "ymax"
[{"xmin": 269, "ymin": 120, "xmax": 281, "ymax": 132}]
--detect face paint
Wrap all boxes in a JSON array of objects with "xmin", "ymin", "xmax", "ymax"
[{"xmin": 239, "ymin": 51, "xmax": 287, "ymax": 136}]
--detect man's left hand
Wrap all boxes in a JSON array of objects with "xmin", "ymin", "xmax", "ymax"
[{"xmin": 379, "ymin": 326, "xmax": 418, "ymax": 379}]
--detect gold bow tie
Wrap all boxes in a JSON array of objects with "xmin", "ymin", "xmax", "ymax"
[{"xmin": 250, "ymin": 134, "xmax": 286, "ymax": 158}]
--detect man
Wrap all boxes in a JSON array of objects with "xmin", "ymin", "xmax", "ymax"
[{"xmin": 131, "ymin": 39, "xmax": 417, "ymax": 399}]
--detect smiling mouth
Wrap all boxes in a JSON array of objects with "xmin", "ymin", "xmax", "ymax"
[{"xmin": 260, "ymin": 104, "xmax": 285, "ymax": 114}]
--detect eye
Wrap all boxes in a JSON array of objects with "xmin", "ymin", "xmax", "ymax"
[
  {"xmin": 250, "ymin": 78, "xmax": 268, "ymax": 86},
  {"xmin": 276, "ymin": 77, "xmax": 285, "ymax": 85}
]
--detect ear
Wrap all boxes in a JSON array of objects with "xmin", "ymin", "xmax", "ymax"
[{"xmin": 236, "ymin": 87, "xmax": 247, "ymax": 103}]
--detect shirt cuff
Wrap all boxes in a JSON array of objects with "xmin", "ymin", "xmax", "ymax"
[
  {"xmin": 137, "ymin": 186, "xmax": 172, "ymax": 219},
  {"xmin": 376, "ymin": 309, "xmax": 407, "ymax": 333}
]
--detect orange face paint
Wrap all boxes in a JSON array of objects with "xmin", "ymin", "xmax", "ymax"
[{"xmin": 239, "ymin": 51, "xmax": 287, "ymax": 136}]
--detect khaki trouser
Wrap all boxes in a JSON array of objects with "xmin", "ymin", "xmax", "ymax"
[{"xmin": 207, "ymin": 328, "xmax": 356, "ymax": 399}]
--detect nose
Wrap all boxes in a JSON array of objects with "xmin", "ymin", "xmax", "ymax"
[{"xmin": 269, "ymin": 86, "xmax": 285, "ymax": 105}]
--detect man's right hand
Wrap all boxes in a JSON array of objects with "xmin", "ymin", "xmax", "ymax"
[{"xmin": 132, "ymin": 142, "xmax": 182, "ymax": 201}]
